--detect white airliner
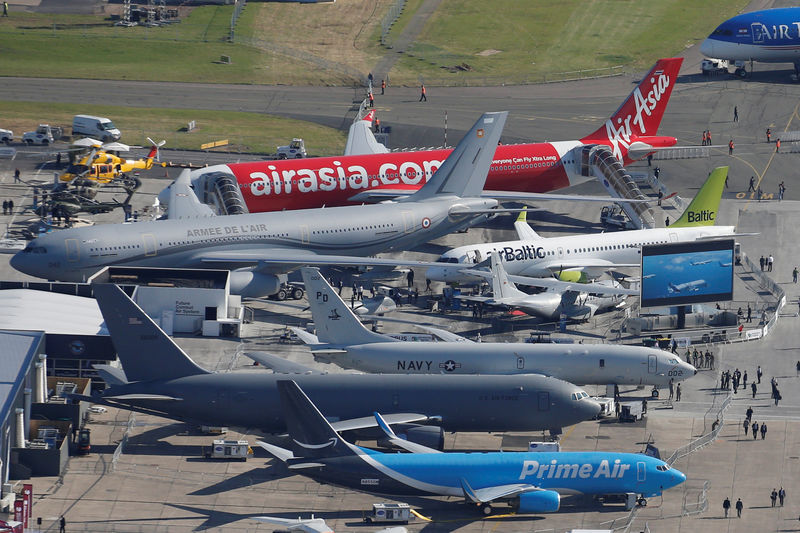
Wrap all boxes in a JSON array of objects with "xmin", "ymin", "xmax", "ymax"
[
  {"xmin": 426, "ymin": 167, "xmax": 734, "ymax": 283},
  {"xmin": 458, "ymin": 252, "xmax": 635, "ymax": 320}
]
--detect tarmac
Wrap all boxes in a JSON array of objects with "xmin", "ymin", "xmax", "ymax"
[{"xmin": 2, "ymin": 60, "xmax": 800, "ymax": 533}]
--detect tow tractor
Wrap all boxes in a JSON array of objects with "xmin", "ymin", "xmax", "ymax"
[
  {"xmin": 276, "ymin": 138, "xmax": 307, "ymax": 159},
  {"xmin": 600, "ymin": 204, "xmax": 635, "ymax": 230},
  {"xmin": 22, "ymin": 124, "xmax": 63, "ymax": 145}
]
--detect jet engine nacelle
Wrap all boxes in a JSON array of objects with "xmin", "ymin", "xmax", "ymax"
[
  {"xmin": 229, "ymin": 270, "xmax": 282, "ymax": 298},
  {"xmin": 379, "ymin": 424, "xmax": 445, "ymax": 451},
  {"xmin": 515, "ymin": 490, "xmax": 561, "ymax": 514}
]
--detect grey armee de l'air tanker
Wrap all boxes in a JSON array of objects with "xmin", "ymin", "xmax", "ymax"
[
  {"xmin": 267, "ymin": 268, "xmax": 695, "ymax": 388},
  {"xmin": 74, "ymin": 284, "xmax": 601, "ymax": 445},
  {"xmin": 426, "ymin": 166, "xmax": 734, "ymax": 283},
  {"xmin": 11, "ymin": 113, "xmax": 510, "ymax": 298}
]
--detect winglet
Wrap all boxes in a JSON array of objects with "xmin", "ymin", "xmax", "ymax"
[
  {"xmin": 460, "ymin": 478, "xmax": 481, "ymax": 503},
  {"xmin": 513, "ymin": 207, "xmax": 541, "ymax": 240},
  {"xmin": 406, "ymin": 112, "xmax": 507, "ymax": 200},
  {"xmin": 670, "ymin": 166, "xmax": 727, "ymax": 228}
]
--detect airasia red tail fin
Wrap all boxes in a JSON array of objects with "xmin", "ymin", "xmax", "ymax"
[{"xmin": 580, "ymin": 57, "xmax": 683, "ymax": 160}]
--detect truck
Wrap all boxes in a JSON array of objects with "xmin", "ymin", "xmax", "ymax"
[
  {"xmin": 204, "ymin": 439, "xmax": 250, "ymax": 461},
  {"xmin": 363, "ymin": 503, "xmax": 412, "ymax": 524},
  {"xmin": 600, "ymin": 204, "xmax": 635, "ymax": 230},
  {"xmin": 0, "ymin": 128, "xmax": 12, "ymax": 144},
  {"xmin": 702, "ymin": 58, "xmax": 747, "ymax": 77},
  {"xmin": 22, "ymin": 124, "xmax": 64, "ymax": 145},
  {"xmin": 276, "ymin": 138, "xmax": 306, "ymax": 159}
]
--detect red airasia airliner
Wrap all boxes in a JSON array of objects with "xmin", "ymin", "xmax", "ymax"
[{"xmin": 182, "ymin": 57, "xmax": 683, "ymax": 214}]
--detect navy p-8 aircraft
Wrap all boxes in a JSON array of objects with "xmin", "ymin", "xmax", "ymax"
[
  {"xmin": 272, "ymin": 268, "xmax": 695, "ymax": 388},
  {"xmin": 12, "ymin": 113, "xmax": 510, "ymax": 297},
  {"xmin": 259, "ymin": 380, "xmax": 686, "ymax": 515}
]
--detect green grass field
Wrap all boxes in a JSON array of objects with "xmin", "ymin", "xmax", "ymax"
[
  {"xmin": 388, "ymin": 0, "xmax": 749, "ymax": 85},
  {"xmin": 0, "ymin": 101, "xmax": 347, "ymax": 156}
]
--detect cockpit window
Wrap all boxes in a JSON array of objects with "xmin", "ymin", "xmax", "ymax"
[
  {"xmin": 22, "ymin": 244, "xmax": 47, "ymax": 254},
  {"xmin": 656, "ymin": 465, "xmax": 671, "ymax": 472},
  {"xmin": 669, "ymin": 358, "xmax": 678, "ymax": 365},
  {"xmin": 571, "ymin": 391, "xmax": 590, "ymax": 400}
]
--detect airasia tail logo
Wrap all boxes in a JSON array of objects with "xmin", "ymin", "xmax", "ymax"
[{"xmin": 604, "ymin": 70, "xmax": 671, "ymax": 160}]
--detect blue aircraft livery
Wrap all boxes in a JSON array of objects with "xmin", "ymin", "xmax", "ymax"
[
  {"xmin": 701, "ymin": 8, "xmax": 800, "ymax": 73},
  {"xmin": 259, "ymin": 381, "xmax": 686, "ymax": 515}
]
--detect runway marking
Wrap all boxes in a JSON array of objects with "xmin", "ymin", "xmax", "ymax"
[{"xmin": 743, "ymin": 100, "xmax": 799, "ymax": 211}]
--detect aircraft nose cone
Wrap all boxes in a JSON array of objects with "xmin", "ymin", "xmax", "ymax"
[
  {"xmin": 700, "ymin": 38, "xmax": 714, "ymax": 58},
  {"xmin": 9, "ymin": 250, "xmax": 28, "ymax": 275},
  {"xmin": 582, "ymin": 398, "xmax": 602, "ymax": 420},
  {"xmin": 672, "ymin": 467, "xmax": 687, "ymax": 487}
]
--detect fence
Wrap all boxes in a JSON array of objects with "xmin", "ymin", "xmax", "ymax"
[
  {"xmin": 380, "ymin": 0, "xmax": 407, "ymax": 48},
  {"xmin": 110, "ymin": 412, "xmax": 136, "ymax": 472},
  {"xmin": 229, "ymin": 0, "xmax": 246, "ymax": 41}
]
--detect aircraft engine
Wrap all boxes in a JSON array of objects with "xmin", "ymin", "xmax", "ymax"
[
  {"xmin": 229, "ymin": 270, "xmax": 281, "ymax": 298},
  {"xmin": 515, "ymin": 490, "xmax": 561, "ymax": 514},
  {"xmin": 379, "ymin": 424, "xmax": 445, "ymax": 451}
]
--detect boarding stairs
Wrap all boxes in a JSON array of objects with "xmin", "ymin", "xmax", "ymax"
[
  {"xmin": 203, "ymin": 171, "xmax": 248, "ymax": 215},
  {"xmin": 579, "ymin": 145, "xmax": 655, "ymax": 229}
]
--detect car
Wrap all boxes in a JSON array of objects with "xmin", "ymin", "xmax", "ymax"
[{"xmin": 0, "ymin": 128, "xmax": 12, "ymax": 144}]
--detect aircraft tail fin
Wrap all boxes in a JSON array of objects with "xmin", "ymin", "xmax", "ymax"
[
  {"xmin": 300, "ymin": 268, "xmax": 393, "ymax": 346},
  {"xmin": 580, "ymin": 58, "xmax": 683, "ymax": 160},
  {"xmin": 490, "ymin": 253, "xmax": 528, "ymax": 300},
  {"xmin": 513, "ymin": 208, "xmax": 541, "ymax": 240},
  {"xmin": 670, "ymin": 167, "xmax": 727, "ymax": 228},
  {"xmin": 277, "ymin": 380, "xmax": 358, "ymax": 458},
  {"xmin": 164, "ymin": 169, "xmax": 216, "ymax": 220},
  {"xmin": 92, "ymin": 284, "xmax": 209, "ymax": 382},
  {"xmin": 406, "ymin": 111, "xmax": 507, "ymax": 200}
]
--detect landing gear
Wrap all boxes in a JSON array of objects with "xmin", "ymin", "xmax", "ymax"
[
  {"xmin": 637, "ymin": 496, "xmax": 648, "ymax": 507},
  {"xmin": 734, "ymin": 68, "xmax": 747, "ymax": 78},
  {"xmin": 480, "ymin": 503, "xmax": 493, "ymax": 515},
  {"xmin": 651, "ymin": 387, "xmax": 659, "ymax": 398}
]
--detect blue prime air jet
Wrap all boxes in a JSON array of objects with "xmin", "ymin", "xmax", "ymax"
[
  {"xmin": 260, "ymin": 381, "xmax": 686, "ymax": 515},
  {"xmin": 701, "ymin": 7, "xmax": 800, "ymax": 77}
]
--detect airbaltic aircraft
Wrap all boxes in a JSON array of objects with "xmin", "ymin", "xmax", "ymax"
[
  {"xmin": 170, "ymin": 58, "xmax": 682, "ymax": 213},
  {"xmin": 282, "ymin": 268, "xmax": 695, "ymax": 387},
  {"xmin": 12, "ymin": 113, "xmax": 508, "ymax": 298},
  {"xmin": 259, "ymin": 380, "xmax": 686, "ymax": 515},
  {"xmin": 426, "ymin": 166, "xmax": 733, "ymax": 283},
  {"xmin": 700, "ymin": 8, "xmax": 800, "ymax": 77},
  {"xmin": 74, "ymin": 284, "xmax": 601, "ymax": 444}
]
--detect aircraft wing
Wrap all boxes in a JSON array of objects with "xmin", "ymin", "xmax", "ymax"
[
  {"xmin": 503, "ymin": 273, "xmax": 639, "ymax": 296},
  {"xmin": 243, "ymin": 352, "xmax": 319, "ymax": 374},
  {"xmin": 103, "ymin": 394, "xmax": 184, "ymax": 401},
  {"xmin": 374, "ymin": 412, "xmax": 443, "ymax": 454},
  {"xmin": 414, "ymin": 325, "xmax": 472, "ymax": 343},
  {"xmin": 483, "ymin": 191, "xmax": 651, "ymax": 203},
  {"xmin": 329, "ymin": 413, "xmax": 438, "ymax": 433},
  {"xmin": 250, "ymin": 516, "xmax": 333, "ymax": 533},
  {"xmin": 460, "ymin": 478, "xmax": 540, "ymax": 503},
  {"xmin": 539, "ymin": 259, "xmax": 639, "ymax": 272},
  {"xmin": 198, "ymin": 250, "xmax": 444, "ymax": 271}
]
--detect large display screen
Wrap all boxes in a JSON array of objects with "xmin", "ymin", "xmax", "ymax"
[{"xmin": 641, "ymin": 239, "xmax": 734, "ymax": 308}]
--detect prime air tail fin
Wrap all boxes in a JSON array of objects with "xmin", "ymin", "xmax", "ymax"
[
  {"xmin": 670, "ymin": 167, "xmax": 727, "ymax": 228},
  {"xmin": 277, "ymin": 380, "xmax": 357, "ymax": 458},
  {"xmin": 406, "ymin": 111, "xmax": 507, "ymax": 201},
  {"xmin": 514, "ymin": 208, "xmax": 541, "ymax": 240},
  {"xmin": 92, "ymin": 283, "xmax": 209, "ymax": 382},
  {"xmin": 300, "ymin": 268, "xmax": 394, "ymax": 346},
  {"xmin": 580, "ymin": 58, "xmax": 683, "ymax": 161},
  {"xmin": 490, "ymin": 253, "xmax": 528, "ymax": 300}
]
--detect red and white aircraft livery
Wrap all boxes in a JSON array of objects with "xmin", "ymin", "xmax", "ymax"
[{"xmin": 178, "ymin": 57, "xmax": 682, "ymax": 214}]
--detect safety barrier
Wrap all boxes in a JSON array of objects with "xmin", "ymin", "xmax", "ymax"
[
  {"xmin": 110, "ymin": 412, "xmax": 136, "ymax": 472},
  {"xmin": 380, "ymin": 0, "xmax": 407, "ymax": 48},
  {"xmin": 229, "ymin": 0, "xmax": 246, "ymax": 41}
]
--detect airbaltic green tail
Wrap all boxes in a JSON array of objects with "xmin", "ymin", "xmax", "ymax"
[{"xmin": 670, "ymin": 166, "xmax": 727, "ymax": 228}]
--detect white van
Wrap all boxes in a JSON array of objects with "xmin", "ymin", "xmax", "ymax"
[{"xmin": 72, "ymin": 115, "xmax": 121, "ymax": 142}]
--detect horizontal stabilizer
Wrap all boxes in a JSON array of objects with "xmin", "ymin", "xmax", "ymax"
[
  {"xmin": 92, "ymin": 364, "xmax": 129, "ymax": 386},
  {"xmin": 244, "ymin": 352, "xmax": 318, "ymax": 374},
  {"xmin": 256, "ymin": 440, "xmax": 295, "ymax": 462},
  {"xmin": 251, "ymin": 516, "xmax": 333, "ymax": 533},
  {"xmin": 104, "ymin": 393, "xmax": 183, "ymax": 401},
  {"xmin": 289, "ymin": 327, "xmax": 321, "ymax": 345},
  {"xmin": 288, "ymin": 462, "xmax": 327, "ymax": 470}
]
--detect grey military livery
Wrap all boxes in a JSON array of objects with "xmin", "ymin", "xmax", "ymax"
[
  {"xmin": 11, "ymin": 113, "xmax": 508, "ymax": 298},
  {"xmin": 277, "ymin": 268, "xmax": 696, "ymax": 388},
  {"xmin": 73, "ymin": 284, "xmax": 601, "ymax": 442}
]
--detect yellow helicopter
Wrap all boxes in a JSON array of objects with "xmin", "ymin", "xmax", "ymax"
[{"xmin": 60, "ymin": 137, "xmax": 165, "ymax": 191}]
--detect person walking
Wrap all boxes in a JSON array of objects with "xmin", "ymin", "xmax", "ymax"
[
  {"xmin": 59, "ymin": 515, "xmax": 66, "ymax": 533},
  {"xmin": 380, "ymin": 79, "xmax": 386, "ymax": 95},
  {"xmin": 707, "ymin": 130, "xmax": 712, "ymax": 145},
  {"xmin": 2, "ymin": 1, "xmax": 8, "ymax": 16},
  {"xmin": 7, "ymin": 199, "xmax": 13, "ymax": 215},
  {"xmin": 368, "ymin": 91, "xmax": 374, "ymax": 108},
  {"xmin": 743, "ymin": 418, "xmax": 750, "ymax": 436},
  {"xmin": 734, "ymin": 106, "xmax": 739, "ymax": 122},
  {"xmin": 675, "ymin": 383, "xmax": 682, "ymax": 401},
  {"xmin": 779, "ymin": 181, "xmax": 786, "ymax": 201},
  {"xmin": 736, "ymin": 498, "xmax": 743, "ymax": 517},
  {"xmin": 702, "ymin": 131, "xmax": 707, "ymax": 146},
  {"xmin": 752, "ymin": 421, "xmax": 759, "ymax": 439},
  {"xmin": 779, "ymin": 487, "xmax": 785, "ymax": 506},
  {"xmin": 768, "ymin": 254, "xmax": 774, "ymax": 272},
  {"xmin": 757, "ymin": 365, "xmax": 763, "ymax": 383},
  {"xmin": 794, "ymin": 267, "xmax": 798, "ymax": 283},
  {"xmin": 776, "ymin": 138, "xmax": 781, "ymax": 152},
  {"xmin": 772, "ymin": 489, "xmax": 778, "ymax": 507},
  {"xmin": 746, "ymin": 406, "xmax": 754, "ymax": 420},
  {"xmin": 419, "ymin": 84, "xmax": 427, "ymax": 102},
  {"xmin": 766, "ymin": 127, "xmax": 772, "ymax": 142},
  {"xmin": 747, "ymin": 304, "xmax": 752, "ymax": 322},
  {"xmin": 13, "ymin": 168, "xmax": 20, "ymax": 183},
  {"xmin": 751, "ymin": 382, "xmax": 757, "ymax": 398},
  {"xmin": 723, "ymin": 497, "xmax": 731, "ymax": 517},
  {"xmin": 760, "ymin": 256, "xmax": 765, "ymax": 271},
  {"xmin": 668, "ymin": 378, "xmax": 674, "ymax": 400},
  {"xmin": 749, "ymin": 176, "xmax": 756, "ymax": 192},
  {"xmin": 729, "ymin": 139, "xmax": 735, "ymax": 154},
  {"xmin": 761, "ymin": 422, "xmax": 767, "ymax": 439}
]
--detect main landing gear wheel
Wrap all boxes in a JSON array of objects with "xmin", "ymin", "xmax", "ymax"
[
  {"xmin": 275, "ymin": 288, "xmax": 288, "ymax": 301},
  {"xmin": 735, "ymin": 68, "xmax": 747, "ymax": 78},
  {"xmin": 481, "ymin": 504, "xmax": 493, "ymax": 515},
  {"xmin": 291, "ymin": 287, "xmax": 304, "ymax": 300}
]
